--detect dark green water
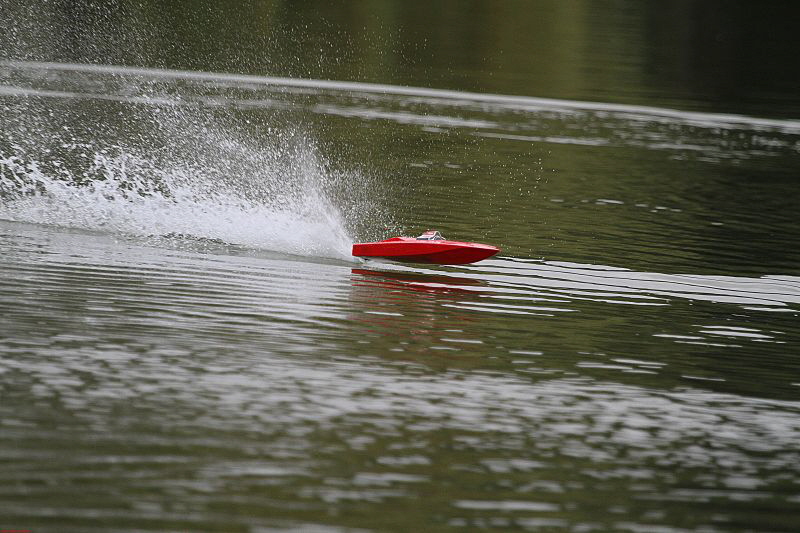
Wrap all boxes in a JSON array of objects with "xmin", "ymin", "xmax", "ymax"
[{"xmin": 1, "ymin": 2, "xmax": 800, "ymax": 531}]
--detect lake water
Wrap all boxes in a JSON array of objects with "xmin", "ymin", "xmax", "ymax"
[{"xmin": 1, "ymin": 2, "xmax": 800, "ymax": 531}]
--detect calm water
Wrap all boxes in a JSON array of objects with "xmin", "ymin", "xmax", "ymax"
[{"xmin": 2, "ymin": 2, "xmax": 800, "ymax": 532}]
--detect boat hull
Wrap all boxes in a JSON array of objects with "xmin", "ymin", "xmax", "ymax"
[{"xmin": 352, "ymin": 237, "xmax": 499, "ymax": 265}]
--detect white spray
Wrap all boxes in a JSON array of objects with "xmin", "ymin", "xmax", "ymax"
[{"xmin": 0, "ymin": 68, "xmax": 363, "ymax": 261}]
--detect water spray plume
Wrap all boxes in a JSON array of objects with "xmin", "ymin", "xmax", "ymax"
[{"xmin": 0, "ymin": 70, "xmax": 370, "ymax": 261}]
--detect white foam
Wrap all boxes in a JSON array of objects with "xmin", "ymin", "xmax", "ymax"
[{"xmin": 0, "ymin": 113, "xmax": 357, "ymax": 261}]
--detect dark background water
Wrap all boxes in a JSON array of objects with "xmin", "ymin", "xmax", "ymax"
[
  {"xmin": 5, "ymin": 0, "xmax": 800, "ymax": 117},
  {"xmin": 1, "ymin": 1, "xmax": 800, "ymax": 532}
]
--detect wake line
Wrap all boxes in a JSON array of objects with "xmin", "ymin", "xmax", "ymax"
[
  {"xmin": 488, "ymin": 268, "xmax": 800, "ymax": 308},
  {"xmin": 4, "ymin": 60, "xmax": 800, "ymax": 134}
]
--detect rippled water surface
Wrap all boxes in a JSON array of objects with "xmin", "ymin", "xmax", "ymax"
[{"xmin": 2, "ymin": 2, "xmax": 800, "ymax": 532}]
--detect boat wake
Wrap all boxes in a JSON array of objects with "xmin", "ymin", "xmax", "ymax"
[
  {"xmin": 0, "ymin": 142, "xmax": 353, "ymax": 260},
  {"xmin": 0, "ymin": 63, "xmax": 384, "ymax": 262}
]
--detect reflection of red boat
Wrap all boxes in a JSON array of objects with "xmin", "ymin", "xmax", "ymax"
[
  {"xmin": 352, "ymin": 231, "xmax": 500, "ymax": 265},
  {"xmin": 351, "ymin": 268, "xmax": 486, "ymax": 294}
]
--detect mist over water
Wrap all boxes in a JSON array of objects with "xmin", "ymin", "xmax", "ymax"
[{"xmin": 2, "ymin": 2, "xmax": 800, "ymax": 532}]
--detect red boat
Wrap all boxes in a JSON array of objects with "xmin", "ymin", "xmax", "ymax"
[{"xmin": 352, "ymin": 231, "xmax": 500, "ymax": 265}]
